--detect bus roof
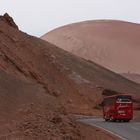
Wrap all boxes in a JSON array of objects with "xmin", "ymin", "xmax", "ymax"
[{"xmin": 104, "ymin": 94, "xmax": 132, "ymax": 99}]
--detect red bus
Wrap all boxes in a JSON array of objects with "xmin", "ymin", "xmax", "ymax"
[{"xmin": 103, "ymin": 94, "xmax": 133, "ymax": 122}]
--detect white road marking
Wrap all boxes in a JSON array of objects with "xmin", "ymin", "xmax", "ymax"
[
  {"xmin": 79, "ymin": 118, "xmax": 140, "ymax": 140},
  {"xmin": 131, "ymin": 126, "xmax": 140, "ymax": 132},
  {"xmin": 85, "ymin": 122, "xmax": 127, "ymax": 140}
]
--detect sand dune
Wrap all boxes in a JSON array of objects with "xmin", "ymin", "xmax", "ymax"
[{"xmin": 42, "ymin": 20, "xmax": 140, "ymax": 82}]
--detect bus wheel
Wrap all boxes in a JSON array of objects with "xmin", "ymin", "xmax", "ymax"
[
  {"xmin": 110, "ymin": 116, "xmax": 115, "ymax": 122},
  {"xmin": 105, "ymin": 116, "xmax": 109, "ymax": 121},
  {"xmin": 124, "ymin": 119, "xmax": 130, "ymax": 122},
  {"xmin": 105, "ymin": 118, "xmax": 109, "ymax": 121}
]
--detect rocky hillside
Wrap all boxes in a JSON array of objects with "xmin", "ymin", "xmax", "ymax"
[
  {"xmin": 42, "ymin": 20, "xmax": 140, "ymax": 83},
  {"xmin": 0, "ymin": 14, "xmax": 140, "ymax": 139}
]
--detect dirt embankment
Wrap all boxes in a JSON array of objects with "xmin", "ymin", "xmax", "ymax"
[
  {"xmin": 0, "ymin": 13, "xmax": 139, "ymax": 139},
  {"xmin": 121, "ymin": 73, "xmax": 140, "ymax": 84}
]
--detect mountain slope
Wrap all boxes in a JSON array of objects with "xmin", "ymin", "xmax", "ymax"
[
  {"xmin": 42, "ymin": 20, "xmax": 140, "ymax": 76},
  {"xmin": 121, "ymin": 73, "xmax": 140, "ymax": 84},
  {"xmin": 0, "ymin": 14, "xmax": 140, "ymax": 139}
]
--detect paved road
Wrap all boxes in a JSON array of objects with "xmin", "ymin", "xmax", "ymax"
[{"xmin": 79, "ymin": 118, "xmax": 140, "ymax": 140}]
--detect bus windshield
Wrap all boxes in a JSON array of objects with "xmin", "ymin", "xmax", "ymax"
[{"xmin": 117, "ymin": 95, "xmax": 132, "ymax": 102}]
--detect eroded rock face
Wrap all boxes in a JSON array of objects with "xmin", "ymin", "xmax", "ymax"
[
  {"xmin": 0, "ymin": 13, "xmax": 82, "ymax": 139},
  {"xmin": 0, "ymin": 13, "xmax": 18, "ymax": 29}
]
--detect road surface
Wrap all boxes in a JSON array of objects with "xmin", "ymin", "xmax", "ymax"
[{"xmin": 79, "ymin": 117, "xmax": 140, "ymax": 140}]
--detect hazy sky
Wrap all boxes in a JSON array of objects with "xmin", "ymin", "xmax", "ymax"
[{"xmin": 0, "ymin": 0, "xmax": 140, "ymax": 37}]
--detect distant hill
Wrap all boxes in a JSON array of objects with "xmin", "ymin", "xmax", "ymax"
[{"xmin": 42, "ymin": 20, "xmax": 140, "ymax": 83}]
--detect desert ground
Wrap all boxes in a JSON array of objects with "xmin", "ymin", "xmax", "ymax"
[{"xmin": 0, "ymin": 13, "xmax": 139, "ymax": 139}]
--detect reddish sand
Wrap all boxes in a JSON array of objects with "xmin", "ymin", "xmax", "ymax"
[
  {"xmin": 0, "ymin": 14, "xmax": 140, "ymax": 139},
  {"xmin": 42, "ymin": 20, "xmax": 140, "ymax": 83}
]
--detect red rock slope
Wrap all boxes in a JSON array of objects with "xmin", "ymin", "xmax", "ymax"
[{"xmin": 0, "ymin": 14, "xmax": 140, "ymax": 139}]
